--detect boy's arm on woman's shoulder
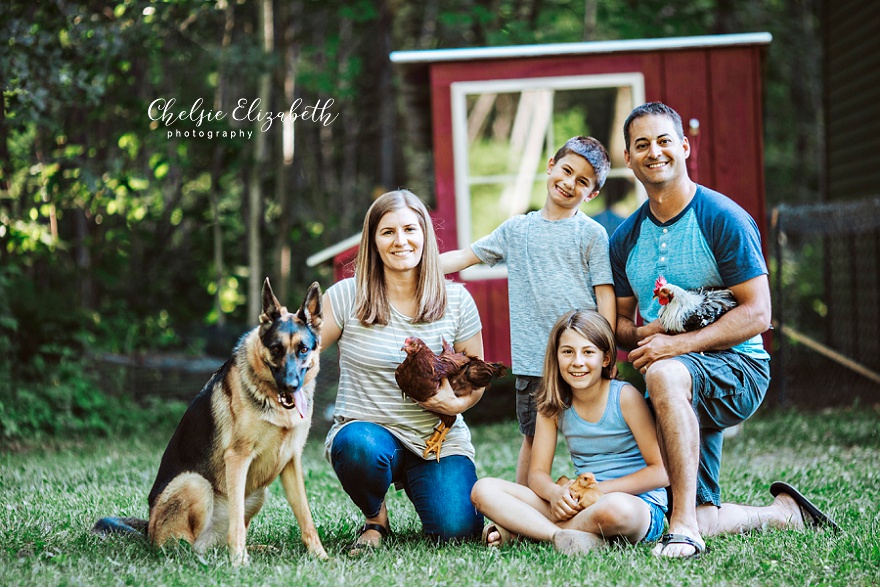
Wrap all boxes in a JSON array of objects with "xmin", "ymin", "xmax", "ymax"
[{"xmin": 439, "ymin": 247, "xmax": 482, "ymax": 274}]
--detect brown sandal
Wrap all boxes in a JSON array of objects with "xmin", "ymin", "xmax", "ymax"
[
  {"xmin": 481, "ymin": 522, "xmax": 514, "ymax": 547},
  {"xmin": 348, "ymin": 522, "xmax": 390, "ymax": 556}
]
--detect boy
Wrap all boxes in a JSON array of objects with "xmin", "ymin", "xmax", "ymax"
[{"xmin": 440, "ymin": 136, "xmax": 616, "ymax": 485}]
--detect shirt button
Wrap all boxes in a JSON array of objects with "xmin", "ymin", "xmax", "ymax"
[
  {"xmin": 661, "ymin": 243, "xmax": 667, "ymax": 248},
  {"xmin": 660, "ymin": 257, "xmax": 665, "ymax": 262},
  {"xmin": 663, "ymin": 228, "xmax": 668, "ymax": 233}
]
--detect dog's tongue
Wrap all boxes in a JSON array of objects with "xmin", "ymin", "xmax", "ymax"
[{"xmin": 293, "ymin": 388, "xmax": 307, "ymax": 419}]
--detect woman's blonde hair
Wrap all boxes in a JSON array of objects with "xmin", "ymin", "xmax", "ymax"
[
  {"xmin": 536, "ymin": 310, "xmax": 617, "ymax": 418},
  {"xmin": 354, "ymin": 189, "xmax": 447, "ymax": 325}
]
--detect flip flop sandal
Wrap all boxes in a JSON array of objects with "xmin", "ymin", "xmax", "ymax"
[
  {"xmin": 348, "ymin": 522, "xmax": 390, "ymax": 556},
  {"xmin": 770, "ymin": 481, "xmax": 840, "ymax": 532},
  {"xmin": 654, "ymin": 533, "xmax": 708, "ymax": 560},
  {"xmin": 481, "ymin": 523, "xmax": 513, "ymax": 547}
]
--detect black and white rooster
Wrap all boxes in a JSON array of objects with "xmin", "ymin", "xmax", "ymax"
[{"xmin": 653, "ymin": 276, "xmax": 738, "ymax": 333}]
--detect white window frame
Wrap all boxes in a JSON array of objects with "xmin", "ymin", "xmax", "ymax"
[{"xmin": 450, "ymin": 73, "xmax": 646, "ymax": 280}]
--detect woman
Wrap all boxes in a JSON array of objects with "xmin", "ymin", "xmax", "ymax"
[{"xmin": 321, "ymin": 190, "xmax": 486, "ymax": 553}]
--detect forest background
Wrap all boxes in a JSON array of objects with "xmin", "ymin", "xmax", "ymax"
[{"xmin": 0, "ymin": 0, "xmax": 823, "ymax": 441}]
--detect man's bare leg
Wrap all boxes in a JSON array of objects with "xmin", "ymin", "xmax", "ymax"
[
  {"xmin": 645, "ymin": 360, "xmax": 704, "ymax": 558},
  {"xmin": 697, "ymin": 493, "xmax": 809, "ymax": 536}
]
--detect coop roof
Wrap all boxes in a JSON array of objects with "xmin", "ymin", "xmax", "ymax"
[{"xmin": 390, "ymin": 32, "xmax": 771, "ymax": 65}]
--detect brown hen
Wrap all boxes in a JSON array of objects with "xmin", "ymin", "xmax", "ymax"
[{"xmin": 395, "ymin": 337, "xmax": 506, "ymax": 460}]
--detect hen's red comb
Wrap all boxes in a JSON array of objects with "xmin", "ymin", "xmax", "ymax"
[{"xmin": 654, "ymin": 276, "xmax": 667, "ymax": 291}]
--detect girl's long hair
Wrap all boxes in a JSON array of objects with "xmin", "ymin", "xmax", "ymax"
[
  {"xmin": 536, "ymin": 310, "xmax": 617, "ymax": 418},
  {"xmin": 354, "ymin": 189, "xmax": 447, "ymax": 325}
]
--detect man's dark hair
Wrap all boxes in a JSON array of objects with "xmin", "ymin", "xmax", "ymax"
[
  {"xmin": 623, "ymin": 102, "xmax": 684, "ymax": 150},
  {"xmin": 552, "ymin": 136, "xmax": 610, "ymax": 190}
]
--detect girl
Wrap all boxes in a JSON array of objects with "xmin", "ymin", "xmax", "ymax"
[
  {"xmin": 470, "ymin": 310, "xmax": 668, "ymax": 554},
  {"xmin": 321, "ymin": 190, "xmax": 486, "ymax": 554}
]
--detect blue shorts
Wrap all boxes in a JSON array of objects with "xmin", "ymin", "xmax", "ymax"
[
  {"xmin": 669, "ymin": 350, "xmax": 770, "ymax": 507},
  {"xmin": 641, "ymin": 500, "xmax": 667, "ymax": 543},
  {"xmin": 515, "ymin": 375, "xmax": 541, "ymax": 436}
]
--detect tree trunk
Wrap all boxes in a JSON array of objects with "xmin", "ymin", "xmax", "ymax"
[
  {"xmin": 275, "ymin": 0, "xmax": 297, "ymax": 303},
  {"xmin": 210, "ymin": 0, "xmax": 235, "ymax": 325},
  {"xmin": 0, "ymin": 93, "xmax": 11, "ymax": 201},
  {"xmin": 249, "ymin": 0, "xmax": 273, "ymax": 322},
  {"xmin": 378, "ymin": 0, "xmax": 396, "ymax": 192},
  {"xmin": 583, "ymin": 0, "xmax": 597, "ymax": 41}
]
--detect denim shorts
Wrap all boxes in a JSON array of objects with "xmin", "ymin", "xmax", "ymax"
[
  {"xmin": 669, "ymin": 350, "xmax": 770, "ymax": 507},
  {"xmin": 641, "ymin": 500, "xmax": 668, "ymax": 543},
  {"xmin": 515, "ymin": 375, "xmax": 541, "ymax": 436}
]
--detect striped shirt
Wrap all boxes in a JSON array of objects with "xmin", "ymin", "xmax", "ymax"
[{"xmin": 324, "ymin": 277, "xmax": 483, "ymax": 462}]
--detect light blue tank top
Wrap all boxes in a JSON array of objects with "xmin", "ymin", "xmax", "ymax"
[{"xmin": 559, "ymin": 379, "xmax": 667, "ymax": 509}]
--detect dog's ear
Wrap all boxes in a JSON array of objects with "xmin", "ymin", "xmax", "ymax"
[
  {"xmin": 260, "ymin": 278, "xmax": 285, "ymax": 324},
  {"xmin": 298, "ymin": 281, "xmax": 323, "ymax": 332}
]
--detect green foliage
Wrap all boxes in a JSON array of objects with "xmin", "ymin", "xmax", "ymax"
[
  {"xmin": 0, "ymin": 354, "xmax": 187, "ymax": 442},
  {"xmin": 0, "ymin": 264, "xmax": 188, "ymax": 441}
]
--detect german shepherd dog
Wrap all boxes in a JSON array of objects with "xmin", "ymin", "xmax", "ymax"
[{"xmin": 94, "ymin": 279, "xmax": 328, "ymax": 565}]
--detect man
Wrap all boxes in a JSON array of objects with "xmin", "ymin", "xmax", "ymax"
[{"xmin": 610, "ymin": 102, "xmax": 837, "ymax": 559}]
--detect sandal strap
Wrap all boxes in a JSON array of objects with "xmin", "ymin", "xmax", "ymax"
[{"xmin": 359, "ymin": 522, "xmax": 390, "ymax": 537}]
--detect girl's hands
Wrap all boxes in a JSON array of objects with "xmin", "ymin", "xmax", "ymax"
[{"xmin": 547, "ymin": 480, "xmax": 583, "ymax": 522}]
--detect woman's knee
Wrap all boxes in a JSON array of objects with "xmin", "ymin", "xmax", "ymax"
[
  {"xmin": 410, "ymin": 458, "xmax": 482, "ymax": 541},
  {"xmin": 331, "ymin": 423, "xmax": 396, "ymax": 478}
]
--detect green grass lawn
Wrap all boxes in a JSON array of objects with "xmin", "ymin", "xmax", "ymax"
[{"xmin": 1, "ymin": 405, "xmax": 878, "ymax": 586}]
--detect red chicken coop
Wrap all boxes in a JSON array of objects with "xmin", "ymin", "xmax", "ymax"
[{"xmin": 309, "ymin": 32, "xmax": 772, "ymax": 365}]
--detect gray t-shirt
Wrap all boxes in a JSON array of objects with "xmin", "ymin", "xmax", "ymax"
[{"xmin": 471, "ymin": 210, "xmax": 613, "ymax": 376}]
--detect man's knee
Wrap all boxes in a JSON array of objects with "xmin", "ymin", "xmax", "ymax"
[{"xmin": 645, "ymin": 360, "xmax": 692, "ymax": 404}]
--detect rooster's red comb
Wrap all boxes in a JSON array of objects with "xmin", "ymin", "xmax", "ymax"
[{"xmin": 654, "ymin": 276, "xmax": 667, "ymax": 292}]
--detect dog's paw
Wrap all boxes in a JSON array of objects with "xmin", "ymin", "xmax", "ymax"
[{"xmin": 230, "ymin": 550, "xmax": 250, "ymax": 567}]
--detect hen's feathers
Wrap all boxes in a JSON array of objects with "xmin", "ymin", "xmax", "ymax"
[
  {"xmin": 656, "ymin": 280, "xmax": 737, "ymax": 333},
  {"xmin": 394, "ymin": 337, "xmax": 507, "ymax": 459},
  {"xmin": 395, "ymin": 337, "xmax": 505, "ymax": 401}
]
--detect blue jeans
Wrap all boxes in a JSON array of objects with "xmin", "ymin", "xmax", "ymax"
[{"xmin": 330, "ymin": 421, "xmax": 483, "ymax": 542}]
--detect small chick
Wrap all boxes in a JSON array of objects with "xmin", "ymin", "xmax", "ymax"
[{"xmin": 556, "ymin": 472, "xmax": 604, "ymax": 509}]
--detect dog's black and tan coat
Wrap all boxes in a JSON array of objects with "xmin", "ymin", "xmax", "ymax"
[{"xmin": 95, "ymin": 279, "xmax": 327, "ymax": 565}]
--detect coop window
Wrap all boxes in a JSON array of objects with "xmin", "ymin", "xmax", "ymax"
[{"xmin": 450, "ymin": 73, "xmax": 646, "ymax": 281}]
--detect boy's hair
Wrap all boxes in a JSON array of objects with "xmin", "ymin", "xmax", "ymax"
[
  {"xmin": 535, "ymin": 310, "xmax": 617, "ymax": 418},
  {"xmin": 623, "ymin": 101, "xmax": 684, "ymax": 151},
  {"xmin": 354, "ymin": 189, "xmax": 447, "ymax": 325},
  {"xmin": 552, "ymin": 136, "xmax": 610, "ymax": 191}
]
